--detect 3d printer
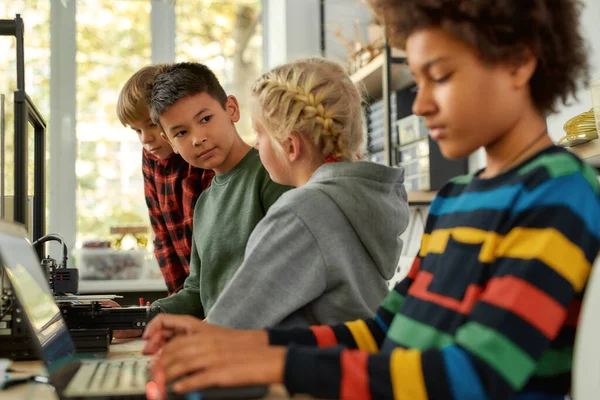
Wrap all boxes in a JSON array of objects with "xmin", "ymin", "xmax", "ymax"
[{"xmin": 0, "ymin": 14, "xmax": 158, "ymax": 361}]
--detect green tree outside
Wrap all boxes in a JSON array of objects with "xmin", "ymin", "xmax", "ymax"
[{"xmin": 1, "ymin": 0, "xmax": 262, "ymax": 243}]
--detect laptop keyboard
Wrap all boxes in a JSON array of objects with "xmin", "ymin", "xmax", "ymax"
[{"xmin": 64, "ymin": 357, "xmax": 150, "ymax": 396}]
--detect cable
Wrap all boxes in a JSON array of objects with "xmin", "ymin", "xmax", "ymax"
[
  {"xmin": 557, "ymin": 108, "xmax": 598, "ymax": 147},
  {"xmin": 563, "ymin": 109, "xmax": 597, "ymax": 137},
  {"xmin": 0, "ymin": 298, "xmax": 13, "ymax": 321},
  {"xmin": 32, "ymin": 233, "xmax": 69, "ymax": 268}
]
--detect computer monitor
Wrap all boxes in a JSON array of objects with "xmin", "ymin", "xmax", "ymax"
[
  {"xmin": 1, "ymin": 196, "xmax": 34, "ymax": 239},
  {"xmin": 0, "ymin": 222, "xmax": 76, "ymax": 375}
]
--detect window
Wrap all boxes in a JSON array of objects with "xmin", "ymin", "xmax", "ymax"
[
  {"xmin": 75, "ymin": 0, "xmax": 151, "ymax": 243},
  {"xmin": 175, "ymin": 0, "xmax": 263, "ymax": 143},
  {"xmin": 8, "ymin": 1, "xmax": 264, "ymax": 280},
  {"xmin": 73, "ymin": 0, "xmax": 263, "ymax": 245}
]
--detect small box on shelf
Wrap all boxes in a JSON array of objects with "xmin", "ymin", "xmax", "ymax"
[
  {"xmin": 395, "ymin": 116, "xmax": 469, "ymax": 191},
  {"xmin": 396, "ymin": 114, "xmax": 429, "ymax": 145},
  {"xmin": 404, "ymin": 173, "xmax": 430, "ymax": 192},
  {"xmin": 369, "ymin": 150, "xmax": 386, "ymax": 165},
  {"xmin": 401, "ymin": 156, "xmax": 430, "ymax": 178},
  {"xmin": 365, "ymin": 94, "xmax": 398, "ymax": 164},
  {"xmin": 72, "ymin": 248, "xmax": 150, "ymax": 280},
  {"xmin": 397, "ymin": 138, "xmax": 429, "ymax": 161}
]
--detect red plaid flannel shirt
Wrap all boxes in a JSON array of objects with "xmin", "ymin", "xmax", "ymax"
[{"xmin": 142, "ymin": 149, "xmax": 215, "ymax": 294}]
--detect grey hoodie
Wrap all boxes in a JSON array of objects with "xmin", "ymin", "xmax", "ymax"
[{"xmin": 206, "ymin": 161, "xmax": 409, "ymax": 329}]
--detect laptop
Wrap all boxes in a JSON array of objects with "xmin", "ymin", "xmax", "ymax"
[{"xmin": 0, "ymin": 222, "xmax": 268, "ymax": 400}]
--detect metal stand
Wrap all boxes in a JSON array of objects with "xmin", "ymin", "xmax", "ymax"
[
  {"xmin": 1, "ymin": 94, "xmax": 5, "ymax": 219},
  {"xmin": 319, "ymin": 2, "xmax": 407, "ymax": 167},
  {"xmin": 0, "ymin": 14, "xmax": 47, "ymax": 259},
  {"xmin": 382, "ymin": 39, "xmax": 393, "ymax": 166},
  {"xmin": 319, "ymin": 0, "xmax": 326, "ymax": 57}
]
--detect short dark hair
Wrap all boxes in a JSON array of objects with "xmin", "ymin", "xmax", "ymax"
[
  {"xmin": 368, "ymin": 0, "xmax": 589, "ymax": 115},
  {"xmin": 148, "ymin": 62, "xmax": 228, "ymax": 124}
]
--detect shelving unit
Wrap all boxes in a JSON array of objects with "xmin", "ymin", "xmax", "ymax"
[
  {"xmin": 319, "ymin": 1, "xmax": 465, "ymax": 200},
  {"xmin": 568, "ymin": 139, "xmax": 600, "ymax": 167},
  {"xmin": 407, "ymin": 191, "xmax": 437, "ymax": 206},
  {"xmin": 320, "ymin": 0, "xmax": 411, "ymax": 167},
  {"xmin": 350, "ymin": 50, "xmax": 414, "ymax": 100},
  {"xmin": 350, "ymin": 41, "xmax": 468, "ymax": 194}
]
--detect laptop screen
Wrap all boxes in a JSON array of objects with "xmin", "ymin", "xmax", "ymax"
[{"xmin": 0, "ymin": 231, "xmax": 76, "ymax": 367}]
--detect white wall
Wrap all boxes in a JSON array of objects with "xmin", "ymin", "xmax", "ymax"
[
  {"xmin": 49, "ymin": 0, "xmax": 77, "ymax": 265},
  {"xmin": 547, "ymin": 0, "xmax": 600, "ymax": 141},
  {"xmin": 265, "ymin": 0, "xmax": 286, "ymax": 68},
  {"xmin": 264, "ymin": 0, "xmax": 320, "ymax": 69}
]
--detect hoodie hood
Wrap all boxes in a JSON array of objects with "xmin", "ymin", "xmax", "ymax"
[{"xmin": 307, "ymin": 161, "xmax": 409, "ymax": 280}]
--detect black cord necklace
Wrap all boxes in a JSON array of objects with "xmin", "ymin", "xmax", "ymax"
[{"xmin": 484, "ymin": 128, "xmax": 549, "ymax": 177}]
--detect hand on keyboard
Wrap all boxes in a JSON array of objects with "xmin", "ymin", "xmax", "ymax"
[
  {"xmin": 142, "ymin": 314, "xmax": 206, "ymax": 355},
  {"xmin": 153, "ymin": 333, "xmax": 285, "ymax": 395}
]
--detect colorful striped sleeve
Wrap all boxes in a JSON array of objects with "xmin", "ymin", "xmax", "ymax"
[
  {"xmin": 268, "ymin": 256, "xmax": 422, "ymax": 350},
  {"xmin": 284, "ymin": 157, "xmax": 600, "ymax": 399}
]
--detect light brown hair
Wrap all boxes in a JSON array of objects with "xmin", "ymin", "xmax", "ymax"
[{"xmin": 117, "ymin": 64, "xmax": 170, "ymax": 126}]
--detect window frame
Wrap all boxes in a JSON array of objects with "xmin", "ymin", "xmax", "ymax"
[{"xmin": 48, "ymin": 0, "xmax": 266, "ymax": 264}]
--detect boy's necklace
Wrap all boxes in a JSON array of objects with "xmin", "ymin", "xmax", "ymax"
[{"xmin": 484, "ymin": 128, "xmax": 549, "ymax": 178}]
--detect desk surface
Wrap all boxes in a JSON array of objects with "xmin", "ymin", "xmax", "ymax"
[{"xmin": 0, "ymin": 339, "xmax": 302, "ymax": 400}]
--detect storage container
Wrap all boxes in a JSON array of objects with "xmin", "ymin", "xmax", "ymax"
[{"xmin": 73, "ymin": 248, "xmax": 149, "ymax": 280}]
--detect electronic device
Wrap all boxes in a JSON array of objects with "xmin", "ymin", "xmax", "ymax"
[
  {"xmin": 33, "ymin": 233, "xmax": 79, "ymax": 294},
  {"xmin": 0, "ymin": 235, "xmax": 159, "ymax": 359},
  {"xmin": 1, "ymin": 222, "xmax": 269, "ymax": 399},
  {"xmin": 0, "ymin": 230, "xmax": 112, "ymax": 359},
  {"xmin": 0, "ymin": 13, "xmax": 152, "ymax": 361},
  {"xmin": 58, "ymin": 297, "xmax": 160, "ymax": 334}
]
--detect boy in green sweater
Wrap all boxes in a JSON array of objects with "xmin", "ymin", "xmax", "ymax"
[{"xmin": 148, "ymin": 62, "xmax": 290, "ymax": 318}]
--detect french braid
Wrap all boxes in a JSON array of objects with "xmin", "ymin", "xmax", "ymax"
[{"xmin": 252, "ymin": 58, "xmax": 363, "ymax": 161}]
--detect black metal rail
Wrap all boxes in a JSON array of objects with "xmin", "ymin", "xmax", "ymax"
[{"xmin": 0, "ymin": 14, "xmax": 47, "ymax": 259}]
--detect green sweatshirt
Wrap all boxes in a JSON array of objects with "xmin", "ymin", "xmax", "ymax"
[{"xmin": 153, "ymin": 148, "xmax": 290, "ymax": 317}]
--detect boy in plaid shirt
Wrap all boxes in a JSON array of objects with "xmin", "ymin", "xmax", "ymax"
[{"xmin": 117, "ymin": 65, "xmax": 215, "ymax": 295}]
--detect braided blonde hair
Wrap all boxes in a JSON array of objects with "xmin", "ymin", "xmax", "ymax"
[{"xmin": 252, "ymin": 58, "xmax": 363, "ymax": 161}]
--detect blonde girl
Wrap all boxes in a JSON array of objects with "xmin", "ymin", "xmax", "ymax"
[{"xmin": 200, "ymin": 58, "xmax": 409, "ymax": 329}]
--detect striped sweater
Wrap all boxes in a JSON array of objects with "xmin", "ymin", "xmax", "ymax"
[{"xmin": 269, "ymin": 146, "xmax": 600, "ymax": 399}]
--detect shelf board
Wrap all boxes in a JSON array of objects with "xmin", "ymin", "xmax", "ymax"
[
  {"xmin": 78, "ymin": 279, "xmax": 167, "ymax": 293},
  {"xmin": 350, "ymin": 51, "xmax": 414, "ymax": 99},
  {"xmin": 407, "ymin": 191, "xmax": 437, "ymax": 205},
  {"xmin": 567, "ymin": 139, "xmax": 600, "ymax": 167}
]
